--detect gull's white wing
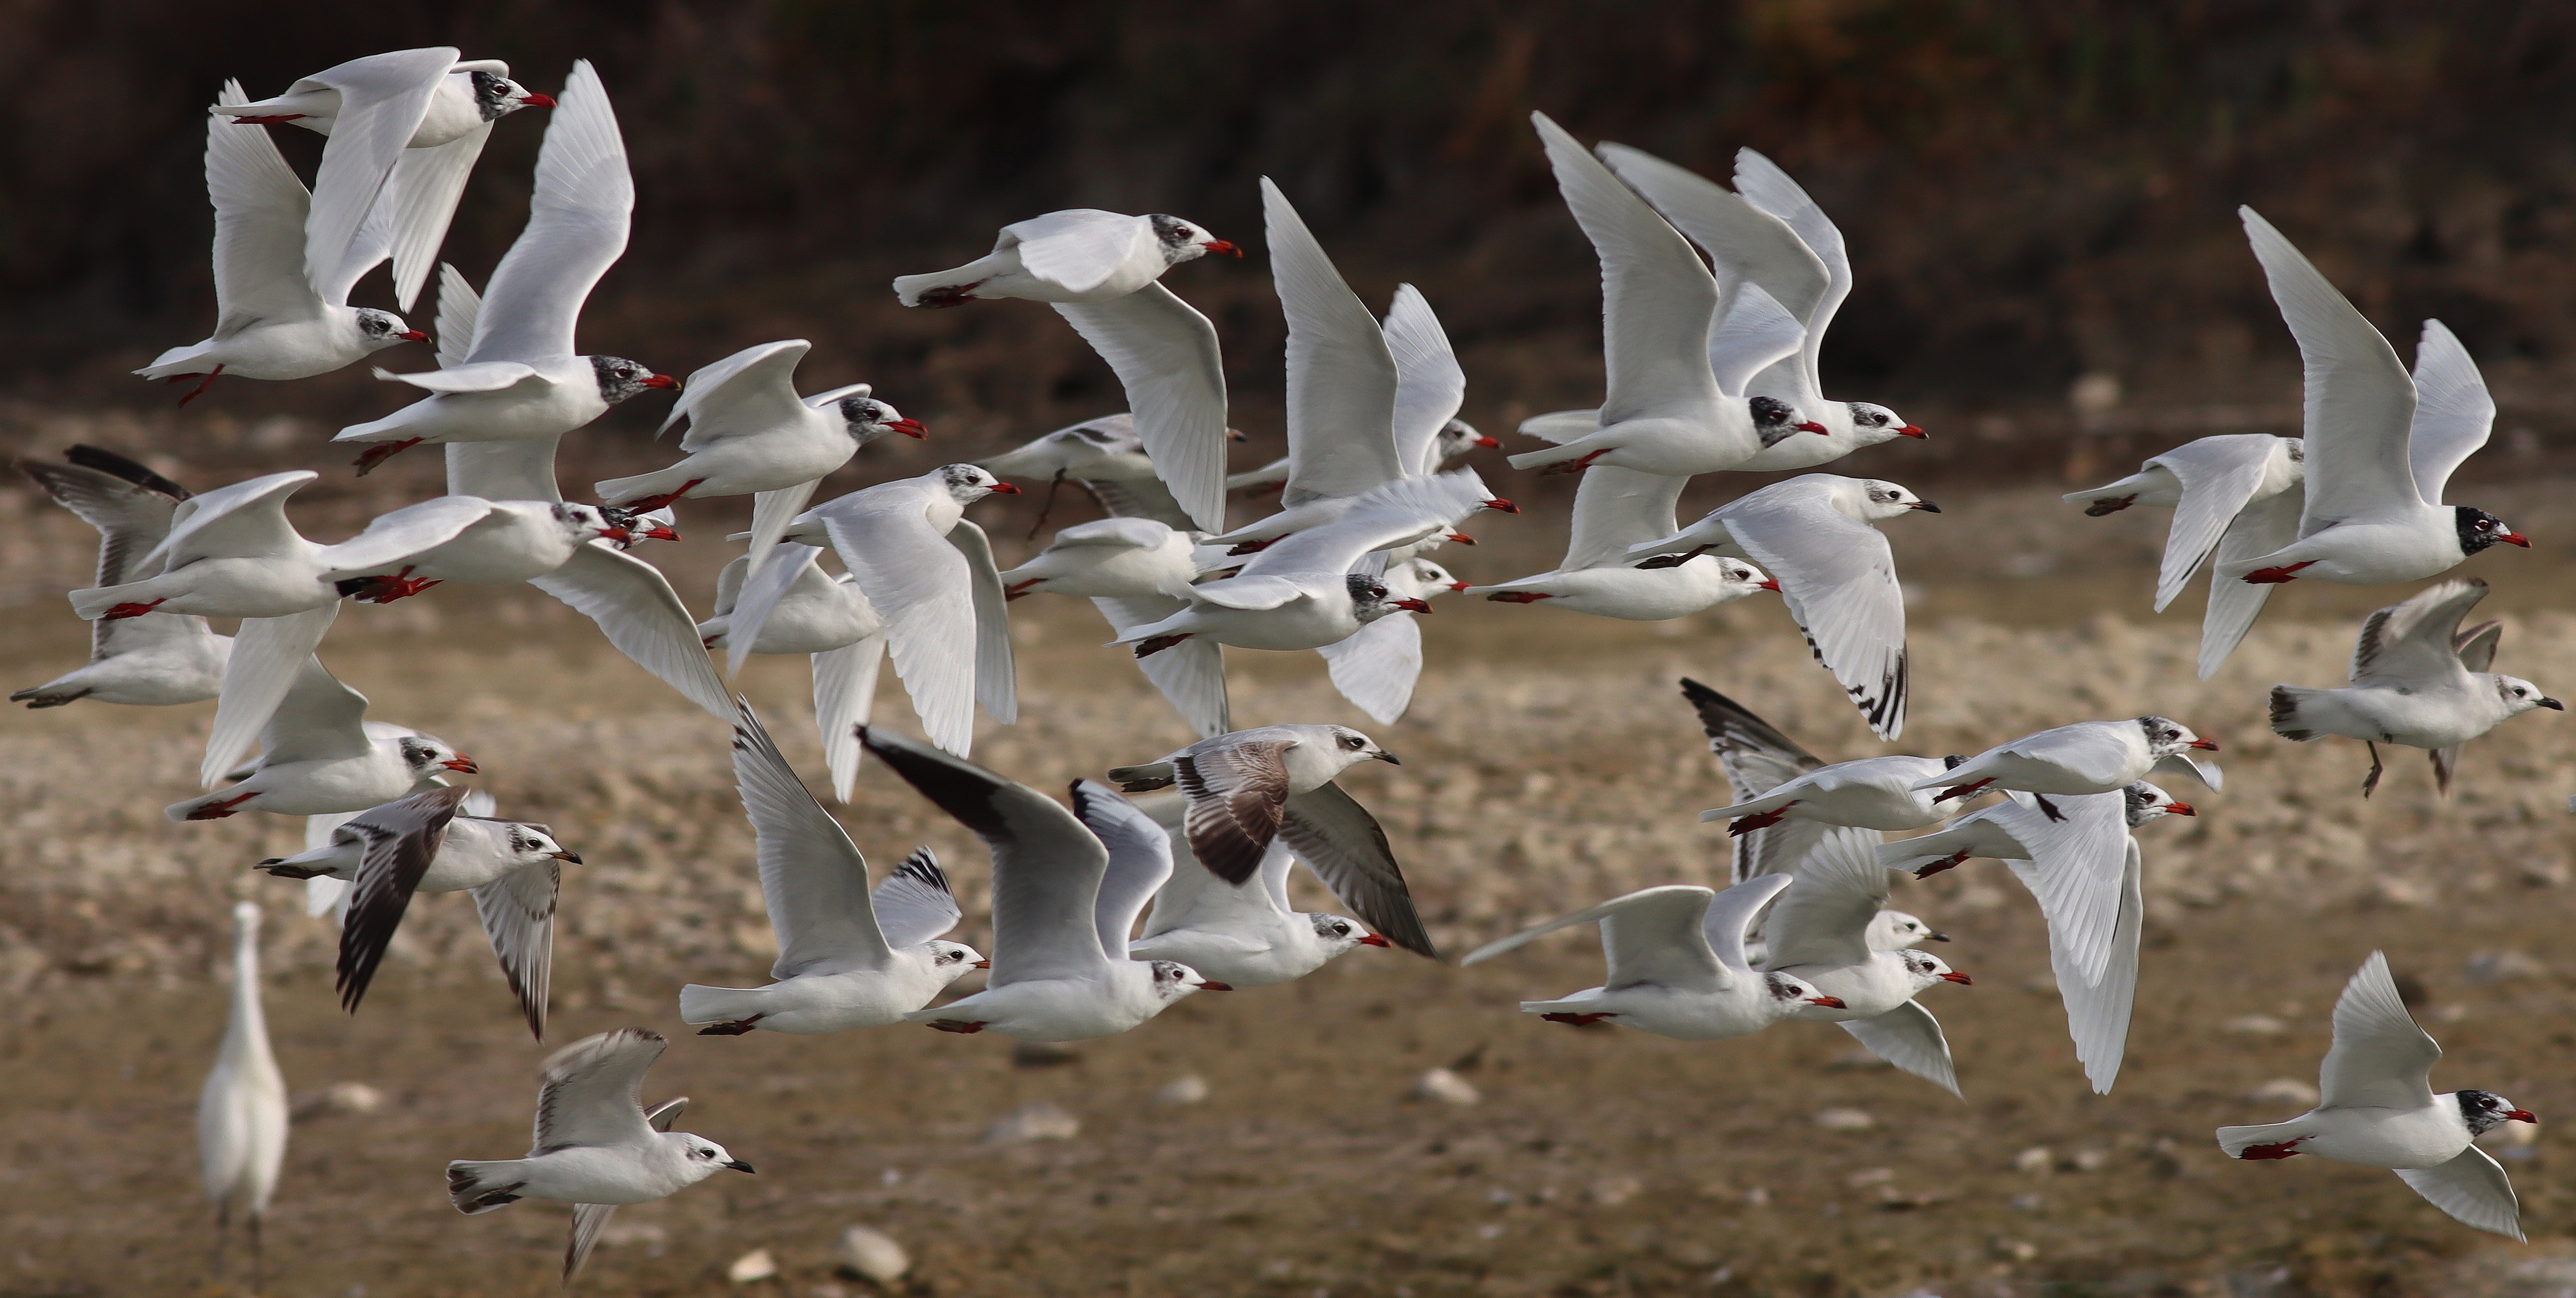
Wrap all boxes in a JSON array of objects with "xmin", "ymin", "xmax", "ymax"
[
  {"xmin": 870, "ymin": 847, "xmax": 962, "ymax": 950},
  {"xmin": 204, "ymin": 81, "xmax": 326, "ymax": 327},
  {"xmin": 257, "ymin": 656, "xmax": 376, "ymax": 766},
  {"xmin": 1732, "ymin": 149, "xmax": 1852, "ymax": 404},
  {"xmin": 2396, "ymin": 1147, "xmax": 2524, "ymax": 1242},
  {"xmin": 1235, "ymin": 470, "xmax": 1489, "ymax": 581},
  {"xmin": 1071, "ymin": 781, "xmax": 1175, "ymax": 958},
  {"xmin": 467, "ymin": 61, "xmax": 629, "ymax": 364},
  {"xmin": 1279, "ymin": 781, "xmax": 1435, "ymax": 958},
  {"xmin": 1979, "ymin": 790, "xmax": 2131, "ymax": 987},
  {"xmin": 1093, "ymin": 596, "xmax": 1230, "ymax": 738},
  {"xmin": 732, "ymin": 703, "xmax": 894, "ymax": 976},
  {"xmin": 201, "ymin": 605, "xmax": 343, "ymax": 786},
  {"xmin": 722, "ymin": 542, "xmax": 831, "ymax": 677},
  {"xmin": 144, "ymin": 470, "xmax": 315, "ymax": 570},
  {"xmin": 1142, "ymin": 829, "xmax": 1289, "ymax": 940},
  {"xmin": 1531, "ymin": 114, "xmax": 1721, "ymax": 428},
  {"xmin": 819, "ymin": 499, "xmax": 974, "ymax": 755},
  {"xmin": 379, "ymin": 122, "xmax": 492, "ymax": 310},
  {"xmin": 1704, "ymin": 283, "xmax": 1806, "ymax": 401},
  {"xmin": 1047, "ymin": 517, "xmax": 1176, "ymax": 551},
  {"xmin": 316, "ymin": 496, "xmax": 496, "ymax": 577},
  {"xmin": 858, "ymin": 728, "xmax": 1115, "ymax": 985},
  {"xmin": 663, "ymin": 340, "xmax": 813, "ymax": 446},
  {"xmin": 1560, "ymin": 467, "xmax": 1687, "ymax": 571},
  {"xmin": 2238, "ymin": 208, "xmax": 2425, "ymax": 527},
  {"xmin": 1699, "ymin": 872, "xmax": 1794, "ymax": 979},
  {"xmin": 1054, "ymin": 286, "xmax": 1229, "ymax": 532},
  {"xmin": 2349, "ymin": 578, "xmax": 2488, "ymax": 688},
  {"xmin": 22, "ymin": 451, "xmax": 187, "ymax": 588},
  {"xmin": 1317, "ymin": 612, "xmax": 1422, "ymax": 726},
  {"xmin": 2197, "ymin": 484, "xmax": 2303, "ymax": 678},
  {"xmin": 469, "ymin": 857, "xmax": 559, "ymax": 1040},
  {"xmin": 1721, "ymin": 478, "xmax": 1908, "ymax": 740},
  {"xmin": 2031, "ymin": 835, "xmax": 2141, "ymax": 1093},
  {"xmin": 947, "ymin": 520, "xmax": 1018, "ymax": 726},
  {"xmin": 1968, "ymin": 723, "xmax": 2144, "ymax": 790},
  {"xmin": 1874, "ymin": 811, "xmax": 2032, "ymax": 874},
  {"xmin": 2404, "ymin": 320, "xmax": 2495, "ymax": 503},
  {"xmin": 1383, "ymin": 285, "xmax": 1468, "ymax": 476},
  {"xmin": 1759, "ymin": 826, "xmax": 1888, "ymax": 970},
  {"xmin": 531, "ymin": 1027, "xmax": 663, "ymax": 1153},
  {"xmin": 434, "ymin": 263, "xmax": 482, "ymax": 369},
  {"xmin": 2146, "ymin": 435, "xmax": 2291, "ymax": 612},
  {"xmin": 814, "ymin": 634, "xmax": 887, "ymax": 803},
  {"xmin": 299, "ymin": 48, "xmax": 456, "ymax": 308},
  {"xmin": 1837, "ymin": 1001, "xmax": 1960, "ymax": 1097},
  {"xmin": 529, "ymin": 543, "xmax": 731, "ymax": 720},
  {"xmin": 1464, "ymin": 884, "xmax": 1722, "ymax": 992},
  {"xmin": 1003, "ymin": 209, "xmax": 1148, "ymax": 293},
  {"xmin": 1261, "ymin": 178, "xmax": 1405, "ymax": 503},
  {"xmin": 445, "ymin": 437, "xmax": 564, "ymax": 503},
  {"xmin": 2317, "ymin": 951, "xmax": 2440, "ymax": 1112},
  {"xmin": 378, "ymin": 359, "xmax": 544, "ymax": 394}
]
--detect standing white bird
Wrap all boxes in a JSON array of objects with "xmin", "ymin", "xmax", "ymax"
[
  {"xmin": 858, "ymin": 727, "xmax": 1231, "ymax": 1040},
  {"xmin": 766, "ymin": 465, "xmax": 1020, "ymax": 757},
  {"xmin": 1463, "ymin": 875, "xmax": 1846, "ymax": 1038},
  {"xmin": 1880, "ymin": 782, "xmax": 2193, "ymax": 1092},
  {"xmin": 214, "ymin": 48, "xmax": 553, "ymax": 310},
  {"xmin": 335, "ymin": 61, "xmax": 675, "ymax": 476},
  {"xmin": 1126, "ymin": 800, "xmax": 1393, "ymax": 988},
  {"xmin": 2270, "ymin": 578, "xmax": 2560, "ymax": 796},
  {"xmin": 1524, "ymin": 143, "xmax": 1925, "ymax": 467},
  {"xmin": 1109, "ymin": 723, "xmax": 1434, "ymax": 957},
  {"xmin": 1466, "ymin": 464, "xmax": 1779, "ymax": 620},
  {"xmin": 1628, "ymin": 475, "xmax": 1940, "ymax": 740},
  {"xmin": 199, "ymin": 900, "xmax": 288, "ymax": 1291},
  {"xmin": 447, "ymin": 1028, "xmax": 753, "ymax": 1285},
  {"xmin": 165, "ymin": 656, "xmax": 475, "ymax": 821},
  {"xmin": 257, "ymin": 784, "xmax": 577, "ymax": 1038},
  {"xmin": 1760, "ymin": 833, "xmax": 1974, "ymax": 1095},
  {"xmin": 2198, "ymin": 210, "xmax": 2526, "ymax": 673},
  {"xmin": 698, "ymin": 544, "xmax": 886, "ymax": 801},
  {"xmin": 677, "ymin": 705, "xmax": 983, "ymax": 1036},
  {"xmin": 139, "ymin": 80, "xmax": 427, "ymax": 405},
  {"xmin": 895, "ymin": 210, "xmax": 1237, "ymax": 531},
  {"xmin": 1506, "ymin": 113, "xmax": 1823, "ymax": 478},
  {"xmin": 594, "ymin": 340, "xmax": 927, "ymax": 579},
  {"xmin": 2216, "ymin": 952, "xmax": 2532, "ymax": 1241},
  {"xmin": 13, "ymin": 446, "xmax": 231, "ymax": 708},
  {"xmin": 1922, "ymin": 715, "xmax": 2220, "ymax": 817}
]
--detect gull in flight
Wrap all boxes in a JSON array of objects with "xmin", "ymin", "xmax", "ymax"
[
  {"xmin": 1923, "ymin": 716, "xmax": 2219, "ymax": 819},
  {"xmin": 165, "ymin": 655, "xmax": 474, "ymax": 821},
  {"xmin": 1126, "ymin": 798, "xmax": 1395, "ymax": 989},
  {"xmin": 13, "ymin": 446, "xmax": 230, "ymax": 708}
]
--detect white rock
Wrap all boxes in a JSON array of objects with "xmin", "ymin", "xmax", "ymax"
[
  {"xmin": 1813, "ymin": 1107, "xmax": 1875, "ymax": 1131},
  {"xmin": 985, "ymin": 1100, "xmax": 1081, "ymax": 1144},
  {"xmin": 2222, "ymin": 1014, "xmax": 2285, "ymax": 1036},
  {"xmin": 2465, "ymin": 950, "xmax": 2546, "ymax": 985},
  {"xmin": 728, "ymin": 1247, "xmax": 778, "ymax": 1283},
  {"xmin": 2244, "ymin": 1078, "xmax": 2321, "ymax": 1108},
  {"xmin": 836, "ymin": 1225, "xmax": 911, "ymax": 1284},
  {"xmin": 1412, "ymin": 1068, "xmax": 1481, "ymax": 1106},
  {"xmin": 292, "ymin": 1080, "xmax": 385, "ymax": 1118},
  {"xmin": 2012, "ymin": 1146, "xmax": 2052, "ymax": 1174},
  {"xmin": 1151, "ymin": 1074, "xmax": 1210, "ymax": 1106},
  {"xmin": 1589, "ymin": 1175, "xmax": 1642, "ymax": 1206}
]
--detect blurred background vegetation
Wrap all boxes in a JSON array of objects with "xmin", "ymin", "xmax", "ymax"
[{"xmin": 6, "ymin": 0, "xmax": 2572, "ymax": 486}]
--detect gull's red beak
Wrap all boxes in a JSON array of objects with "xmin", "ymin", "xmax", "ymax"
[
  {"xmin": 1200, "ymin": 240, "xmax": 1242, "ymax": 258},
  {"xmin": 1446, "ymin": 580, "xmax": 1470, "ymax": 592},
  {"xmin": 643, "ymin": 523, "xmax": 679, "ymax": 542},
  {"xmin": 522, "ymin": 92, "xmax": 558, "ymax": 108},
  {"xmin": 2164, "ymin": 802, "xmax": 2196, "ymax": 816},
  {"xmin": 597, "ymin": 525, "xmax": 632, "ymax": 544},
  {"xmin": 1807, "ymin": 995, "xmax": 1846, "ymax": 1008},
  {"xmin": 1758, "ymin": 577, "xmax": 1781, "ymax": 592},
  {"xmin": 1483, "ymin": 498, "xmax": 1520, "ymax": 514},
  {"xmin": 639, "ymin": 373, "xmax": 679, "ymax": 390},
  {"xmin": 2503, "ymin": 531, "xmax": 2532, "ymax": 547},
  {"xmin": 987, "ymin": 482, "xmax": 1022, "ymax": 494},
  {"xmin": 1357, "ymin": 934, "xmax": 1392, "ymax": 947},
  {"xmin": 397, "ymin": 329, "xmax": 430, "ymax": 342},
  {"xmin": 1896, "ymin": 424, "xmax": 1927, "ymax": 438},
  {"xmin": 887, "ymin": 417, "xmax": 928, "ymax": 439},
  {"xmin": 972, "ymin": 958, "xmax": 991, "ymax": 969},
  {"xmin": 1195, "ymin": 980, "xmax": 1234, "ymax": 991},
  {"xmin": 1939, "ymin": 971, "xmax": 1974, "ymax": 986},
  {"xmin": 1395, "ymin": 597, "xmax": 1434, "ymax": 613},
  {"xmin": 1444, "ymin": 532, "xmax": 1476, "ymax": 545},
  {"xmin": 1472, "ymin": 434, "xmax": 1501, "ymax": 448},
  {"xmin": 2508, "ymin": 1108, "xmax": 2538, "ymax": 1123},
  {"xmin": 2188, "ymin": 739, "xmax": 2220, "ymax": 751},
  {"xmin": 1797, "ymin": 421, "xmax": 1830, "ymax": 434},
  {"xmin": 442, "ymin": 756, "xmax": 480, "ymax": 774}
]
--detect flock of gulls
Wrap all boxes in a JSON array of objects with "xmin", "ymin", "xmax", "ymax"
[{"xmin": 26, "ymin": 46, "xmax": 2563, "ymax": 1288}]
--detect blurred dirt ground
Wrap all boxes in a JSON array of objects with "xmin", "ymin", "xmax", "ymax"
[{"xmin": 6, "ymin": 478, "xmax": 2576, "ymax": 1296}]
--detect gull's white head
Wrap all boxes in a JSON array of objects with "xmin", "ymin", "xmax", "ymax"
[
  {"xmin": 1845, "ymin": 402, "xmax": 1925, "ymax": 445},
  {"xmin": 550, "ymin": 502, "xmax": 631, "ymax": 547},
  {"xmin": 666, "ymin": 1132, "xmax": 755, "ymax": 1181},
  {"xmin": 2122, "ymin": 780, "xmax": 2197, "ymax": 828},
  {"xmin": 1307, "ymin": 913, "xmax": 1393, "ymax": 957},
  {"xmin": 1853, "ymin": 479, "xmax": 1941, "ymax": 522},
  {"xmin": 1900, "ymin": 948, "xmax": 1973, "ymax": 992},
  {"xmin": 923, "ymin": 939, "xmax": 985, "ymax": 985},
  {"xmin": 2135, "ymin": 716, "xmax": 2218, "ymax": 761},
  {"xmin": 1146, "ymin": 958, "xmax": 1230, "ymax": 1001},
  {"xmin": 1867, "ymin": 909, "xmax": 1948, "ymax": 951},
  {"xmin": 353, "ymin": 309, "xmax": 429, "ymax": 353},
  {"xmin": 835, "ymin": 389, "xmax": 928, "ymax": 445},
  {"xmin": 1387, "ymin": 559, "xmax": 1468, "ymax": 601},
  {"xmin": 395, "ymin": 734, "xmax": 478, "ymax": 780},
  {"xmin": 935, "ymin": 463, "xmax": 1019, "ymax": 505},
  {"xmin": 1435, "ymin": 418, "xmax": 1501, "ymax": 463},
  {"xmin": 1148, "ymin": 215, "xmax": 1241, "ymax": 265},
  {"xmin": 2495, "ymin": 676, "xmax": 2564, "ymax": 719},
  {"xmin": 1294, "ymin": 723, "xmax": 1401, "ymax": 777},
  {"xmin": 1763, "ymin": 970, "xmax": 1844, "ymax": 1010},
  {"xmin": 1713, "ymin": 558, "xmax": 1779, "ymax": 603},
  {"xmin": 2455, "ymin": 1089, "xmax": 2538, "ymax": 1134}
]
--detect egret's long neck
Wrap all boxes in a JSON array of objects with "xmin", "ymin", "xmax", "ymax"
[{"xmin": 225, "ymin": 920, "xmax": 268, "ymax": 1057}]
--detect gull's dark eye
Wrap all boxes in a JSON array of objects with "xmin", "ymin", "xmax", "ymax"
[
  {"xmin": 1332, "ymin": 923, "xmax": 1350, "ymax": 937},
  {"xmin": 616, "ymin": 368, "xmax": 634, "ymax": 379}
]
